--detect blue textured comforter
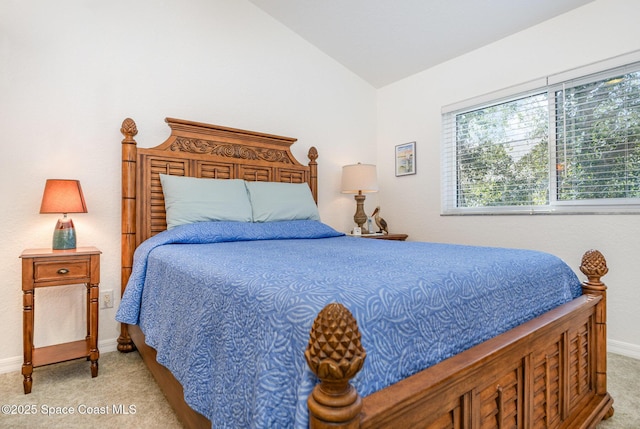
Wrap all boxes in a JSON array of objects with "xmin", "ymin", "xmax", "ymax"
[{"xmin": 116, "ymin": 220, "xmax": 581, "ymax": 428}]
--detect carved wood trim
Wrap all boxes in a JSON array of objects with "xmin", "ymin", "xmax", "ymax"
[
  {"xmin": 170, "ymin": 137, "xmax": 295, "ymax": 164},
  {"xmin": 117, "ymin": 118, "xmax": 138, "ymax": 353},
  {"xmin": 580, "ymin": 250, "xmax": 609, "ymax": 400},
  {"xmin": 305, "ymin": 303, "xmax": 366, "ymax": 428}
]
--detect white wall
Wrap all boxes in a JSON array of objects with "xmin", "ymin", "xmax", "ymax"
[
  {"xmin": 377, "ymin": 0, "xmax": 640, "ymax": 358},
  {"xmin": 0, "ymin": 0, "xmax": 376, "ymax": 370}
]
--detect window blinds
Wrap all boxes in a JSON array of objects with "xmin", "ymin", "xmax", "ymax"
[
  {"xmin": 554, "ymin": 70, "xmax": 640, "ymax": 202},
  {"xmin": 441, "ymin": 57, "xmax": 640, "ymax": 214}
]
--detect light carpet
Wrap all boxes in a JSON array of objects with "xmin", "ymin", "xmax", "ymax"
[
  {"xmin": 0, "ymin": 351, "xmax": 180, "ymax": 428},
  {"xmin": 0, "ymin": 351, "xmax": 637, "ymax": 428}
]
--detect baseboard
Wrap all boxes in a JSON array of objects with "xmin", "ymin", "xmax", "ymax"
[
  {"xmin": 98, "ymin": 337, "xmax": 120, "ymax": 354},
  {"xmin": 0, "ymin": 355, "xmax": 22, "ymax": 375},
  {"xmin": 0, "ymin": 337, "xmax": 119, "ymax": 375},
  {"xmin": 608, "ymin": 339, "xmax": 640, "ymax": 360}
]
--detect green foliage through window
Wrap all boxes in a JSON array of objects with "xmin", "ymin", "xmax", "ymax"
[
  {"xmin": 444, "ymin": 62, "xmax": 640, "ymax": 213},
  {"xmin": 455, "ymin": 94, "xmax": 549, "ymax": 207},
  {"xmin": 556, "ymin": 72, "xmax": 640, "ymax": 201}
]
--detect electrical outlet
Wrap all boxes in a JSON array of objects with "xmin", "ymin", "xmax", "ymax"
[{"xmin": 101, "ymin": 289, "xmax": 114, "ymax": 309}]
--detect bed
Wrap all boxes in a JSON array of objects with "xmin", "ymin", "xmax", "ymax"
[{"xmin": 116, "ymin": 117, "xmax": 614, "ymax": 428}]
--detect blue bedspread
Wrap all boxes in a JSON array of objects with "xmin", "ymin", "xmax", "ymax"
[{"xmin": 116, "ymin": 220, "xmax": 582, "ymax": 428}]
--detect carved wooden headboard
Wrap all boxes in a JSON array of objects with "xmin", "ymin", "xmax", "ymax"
[
  {"xmin": 118, "ymin": 117, "xmax": 318, "ymax": 337},
  {"xmin": 120, "ymin": 117, "xmax": 318, "ymax": 244}
]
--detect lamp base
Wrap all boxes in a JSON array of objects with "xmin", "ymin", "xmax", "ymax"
[
  {"xmin": 353, "ymin": 193, "xmax": 369, "ymax": 233},
  {"xmin": 52, "ymin": 216, "xmax": 77, "ymax": 250}
]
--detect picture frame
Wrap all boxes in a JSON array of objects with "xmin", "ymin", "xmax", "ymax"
[{"xmin": 395, "ymin": 141, "xmax": 416, "ymax": 176}]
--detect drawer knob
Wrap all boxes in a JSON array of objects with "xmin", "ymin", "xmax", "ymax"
[{"xmin": 57, "ymin": 268, "xmax": 70, "ymax": 275}]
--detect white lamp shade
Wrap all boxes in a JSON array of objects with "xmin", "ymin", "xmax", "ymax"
[{"xmin": 341, "ymin": 163, "xmax": 378, "ymax": 193}]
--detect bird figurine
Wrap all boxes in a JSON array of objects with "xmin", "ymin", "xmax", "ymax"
[{"xmin": 371, "ymin": 206, "xmax": 388, "ymax": 234}]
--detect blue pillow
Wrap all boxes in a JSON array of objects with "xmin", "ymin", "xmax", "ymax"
[
  {"xmin": 159, "ymin": 174, "xmax": 252, "ymax": 229},
  {"xmin": 245, "ymin": 181, "xmax": 321, "ymax": 222}
]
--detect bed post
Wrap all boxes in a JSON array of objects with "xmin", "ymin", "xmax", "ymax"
[
  {"xmin": 305, "ymin": 303, "xmax": 366, "ymax": 429},
  {"xmin": 117, "ymin": 118, "xmax": 138, "ymax": 353},
  {"xmin": 579, "ymin": 249, "xmax": 614, "ymax": 418},
  {"xmin": 308, "ymin": 146, "xmax": 318, "ymax": 203}
]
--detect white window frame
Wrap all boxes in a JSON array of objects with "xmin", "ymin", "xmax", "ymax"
[{"xmin": 441, "ymin": 51, "xmax": 640, "ymax": 215}]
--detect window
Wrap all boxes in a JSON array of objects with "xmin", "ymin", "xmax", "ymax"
[{"xmin": 442, "ymin": 59, "xmax": 640, "ymax": 214}]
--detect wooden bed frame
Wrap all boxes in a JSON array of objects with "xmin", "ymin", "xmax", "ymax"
[{"xmin": 117, "ymin": 117, "xmax": 614, "ymax": 429}]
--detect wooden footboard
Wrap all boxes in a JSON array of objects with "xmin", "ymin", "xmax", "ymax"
[{"xmin": 305, "ymin": 250, "xmax": 613, "ymax": 429}]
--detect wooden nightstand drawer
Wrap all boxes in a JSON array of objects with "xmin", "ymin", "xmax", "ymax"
[
  {"xmin": 20, "ymin": 246, "xmax": 101, "ymax": 394},
  {"xmin": 33, "ymin": 259, "xmax": 90, "ymax": 284}
]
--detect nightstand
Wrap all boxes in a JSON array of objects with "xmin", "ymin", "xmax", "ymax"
[
  {"xmin": 19, "ymin": 246, "xmax": 101, "ymax": 394},
  {"xmin": 359, "ymin": 233, "xmax": 409, "ymax": 241}
]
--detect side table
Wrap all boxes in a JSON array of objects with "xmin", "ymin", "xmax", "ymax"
[
  {"xmin": 20, "ymin": 246, "xmax": 101, "ymax": 394},
  {"xmin": 350, "ymin": 233, "xmax": 409, "ymax": 241}
]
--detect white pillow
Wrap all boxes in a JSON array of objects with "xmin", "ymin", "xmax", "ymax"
[
  {"xmin": 245, "ymin": 181, "xmax": 321, "ymax": 222},
  {"xmin": 159, "ymin": 174, "xmax": 252, "ymax": 229}
]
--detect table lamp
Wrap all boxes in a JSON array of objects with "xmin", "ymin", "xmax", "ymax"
[
  {"xmin": 39, "ymin": 179, "xmax": 88, "ymax": 250},
  {"xmin": 341, "ymin": 163, "xmax": 378, "ymax": 232}
]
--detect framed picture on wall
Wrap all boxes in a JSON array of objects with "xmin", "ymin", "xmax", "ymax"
[{"xmin": 395, "ymin": 141, "xmax": 416, "ymax": 176}]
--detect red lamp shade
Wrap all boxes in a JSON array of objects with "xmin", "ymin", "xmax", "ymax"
[
  {"xmin": 40, "ymin": 180, "xmax": 88, "ymax": 250},
  {"xmin": 40, "ymin": 179, "xmax": 88, "ymax": 214}
]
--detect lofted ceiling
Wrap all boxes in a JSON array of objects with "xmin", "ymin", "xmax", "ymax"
[{"xmin": 248, "ymin": 0, "xmax": 595, "ymax": 88}]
